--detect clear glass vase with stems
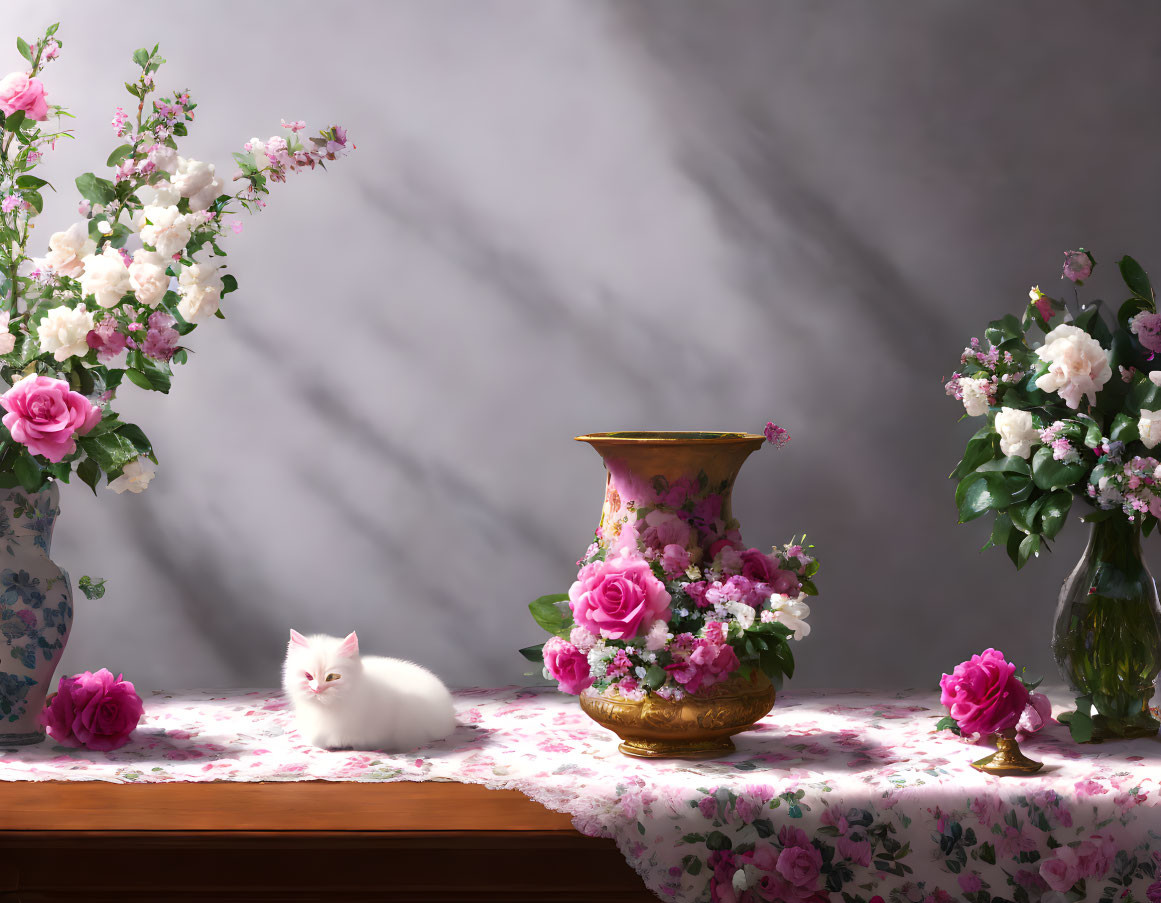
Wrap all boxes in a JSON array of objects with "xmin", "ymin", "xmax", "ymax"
[{"xmin": 1052, "ymin": 515, "xmax": 1161, "ymax": 741}]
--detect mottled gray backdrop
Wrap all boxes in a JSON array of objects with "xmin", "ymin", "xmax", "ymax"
[{"xmin": 7, "ymin": 1, "xmax": 1161, "ymax": 691}]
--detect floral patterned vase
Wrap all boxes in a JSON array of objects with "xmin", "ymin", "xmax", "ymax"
[
  {"xmin": 575, "ymin": 431, "xmax": 772, "ymax": 757},
  {"xmin": 1052, "ymin": 517, "xmax": 1161, "ymax": 740},
  {"xmin": 0, "ymin": 484, "xmax": 73, "ymax": 746}
]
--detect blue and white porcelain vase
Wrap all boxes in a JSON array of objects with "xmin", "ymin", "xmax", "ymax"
[{"xmin": 0, "ymin": 484, "xmax": 73, "ymax": 746}]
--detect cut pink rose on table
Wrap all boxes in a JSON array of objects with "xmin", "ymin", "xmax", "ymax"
[{"xmin": 40, "ymin": 668, "xmax": 144, "ymax": 751}]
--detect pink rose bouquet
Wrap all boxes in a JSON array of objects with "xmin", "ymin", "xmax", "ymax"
[
  {"xmin": 524, "ymin": 424, "xmax": 819, "ymax": 702},
  {"xmin": 938, "ymin": 648, "xmax": 1030, "ymax": 737},
  {"xmin": 40, "ymin": 668, "xmax": 144, "ymax": 751},
  {"xmin": 0, "ymin": 23, "xmax": 349, "ymax": 504}
]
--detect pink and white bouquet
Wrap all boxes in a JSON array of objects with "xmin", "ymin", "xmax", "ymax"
[
  {"xmin": 946, "ymin": 250, "xmax": 1161, "ymax": 563},
  {"xmin": 0, "ymin": 24, "xmax": 348, "ymax": 497},
  {"xmin": 524, "ymin": 431, "xmax": 819, "ymax": 702}
]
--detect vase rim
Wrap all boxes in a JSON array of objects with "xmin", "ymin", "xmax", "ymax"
[{"xmin": 576, "ymin": 431, "xmax": 766, "ymax": 447}]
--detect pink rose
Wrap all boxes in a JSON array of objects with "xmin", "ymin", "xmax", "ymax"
[
  {"xmin": 542, "ymin": 636, "xmax": 594, "ymax": 696},
  {"xmin": 568, "ymin": 554, "xmax": 671, "ymax": 640},
  {"xmin": 39, "ymin": 668, "xmax": 144, "ymax": 751},
  {"xmin": 1, "ymin": 375, "xmax": 101, "ymax": 463},
  {"xmin": 1062, "ymin": 249, "xmax": 1095, "ymax": 284},
  {"xmin": 660, "ymin": 543, "xmax": 691, "ymax": 579},
  {"xmin": 707, "ymin": 536, "xmax": 741, "ymax": 561},
  {"xmin": 939, "ymin": 648, "xmax": 1028, "ymax": 737},
  {"xmin": 1016, "ymin": 691, "xmax": 1052, "ymax": 741},
  {"xmin": 776, "ymin": 843, "xmax": 823, "ymax": 887},
  {"xmin": 740, "ymin": 548, "xmax": 779, "ymax": 582},
  {"xmin": 0, "ymin": 72, "xmax": 49, "ymax": 121},
  {"xmin": 1075, "ymin": 834, "xmax": 1117, "ymax": 879},
  {"xmin": 1131, "ymin": 311, "xmax": 1161, "ymax": 356}
]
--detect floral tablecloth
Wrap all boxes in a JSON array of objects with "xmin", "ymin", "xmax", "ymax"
[{"xmin": 3, "ymin": 686, "xmax": 1160, "ymax": 903}]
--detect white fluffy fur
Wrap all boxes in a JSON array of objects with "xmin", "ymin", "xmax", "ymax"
[{"xmin": 282, "ymin": 630, "xmax": 456, "ymax": 751}]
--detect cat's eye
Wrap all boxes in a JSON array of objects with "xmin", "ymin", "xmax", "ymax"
[
  {"xmin": 326, "ymin": 673, "xmax": 340, "ymax": 682},
  {"xmin": 304, "ymin": 672, "xmax": 314, "ymax": 680}
]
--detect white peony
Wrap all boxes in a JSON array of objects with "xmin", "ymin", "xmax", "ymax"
[
  {"xmin": 173, "ymin": 157, "xmax": 225, "ymax": 212},
  {"xmin": 1035, "ymin": 323, "xmax": 1112, "ymax": 409},
  {"xmin": 135, "ymin": 180, "xmax": 181, "ymax": 213},
  {"xmin": 724, "ymin": 600, "xmax": 755, "ymax": 630},
  {"xmin": 39, "ymin": 223, "xmax": 96, "ymax": 279},
  {"xmin": 109, "ymin": 457, "xmax": 156, "ymax": 494},
  {"xmin": 959, "ymin": 376, "xmax": 991, "ymax": 417},
  {"xmin": 177, "ymin": 249, "xmax": 224, "ymax": 323},
  {"xmin": 140, "ymin": 205, "xmax": 192, "ymax": 259},
  {"xmin": 1150, "ymin": 371, "xmax": 1161, "ymax": 388},
  {"xmin": 767, "ymin": 594, "xmax": 811, "ymax": 641},
  {"xmin": 1140, "ymin": 409, "xmax": 1161, "ymax": 450},
  {"xmin": 994, "ymin": 407, "xmax": 1040, "ymax": 459},
  {"xmin": 0, "ymin": 311, "xmax": 15, "ymax": 355},
  {"xmin": 37, "ymin": 303, "xmax": 94, "ymax": 361},
  {"xmin": 78, "ymin": 247, "xmax": 131, "ymax": 309},
  {"xmin": 128, "ymin": 249, "xmax": 171, "ymax": 308},
  {"xmin": 148, "ymin": 144, "xmax": 178, "ymax": 174}
]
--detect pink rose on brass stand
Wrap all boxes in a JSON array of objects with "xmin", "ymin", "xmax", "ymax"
[{"xmin": 938, "ymin": 649, "xmax": 1044, "ymax": 775}]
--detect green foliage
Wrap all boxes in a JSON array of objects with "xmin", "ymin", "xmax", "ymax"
[
  {"xmin": 517, "ymin": 644, "xmax": 544, "ymax": 663},
  {"xmin": 1119, "ymin": 255, "xmax": 1154, "ymax": 304},
  {"xmin": 75, "ymin": 172, "xmax": 117, "ymax": 205},
  {"xmin": 528, "ymin": 593, "xmax": 572, "ymax": 637},
  {"xmin": 78, "ymin": 575, "xmax": 107, "ymax": 600}
]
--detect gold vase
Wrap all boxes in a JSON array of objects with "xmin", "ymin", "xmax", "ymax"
[
  {"xmin": 579, "ymin": 670, "xmax": 777, "ymax": 758},
  {"xmin": 573, "ymin": 431, "xmax": 775, "ymax": 758}
]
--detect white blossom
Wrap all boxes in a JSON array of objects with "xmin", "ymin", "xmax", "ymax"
[
  {"xmin": 994, "ymin": 407, "xmax": 1039, "ymax": 459},
  {"xmin": 38, "ymin": 223, "xmax": 95, "ymax": 278},
  {"xmin": 959, "ymin": 376, "xmax": 991, "ymax": 417},
  {"xmin": 140, "ymin": 205, "xmax": 192, "ymax": 259},
  {"xmin": 1035, "ymin": 323, "xmax": 1112, "ymax": 409},
  {"xmin": 173, "ymin": 157, "xmax": 225, "ymax": 212},
  {"xmin": 0, "ymin": 311, "xmax": 15, "ymax": 355},
  {"xmin": 78, "ymin": 247, "xmax": 132, "ymax": 309},
  {"xmin": 1140, "ymin": 409, "xmax": 1161, "ymax": 450},
  {"xmin": 128, "ymin": 249, "xmax": 170, "ymax": 308},
  {"xmin": 177, "ymin": 249, "xmax": 224, "ymax": 323},
  {"xmin": 108, "ymin": 457, "xmax": 156, "ymax": 494},
  {"xmin": 37, "ymin": 303, "xmax": 94, "ymax": 361}
]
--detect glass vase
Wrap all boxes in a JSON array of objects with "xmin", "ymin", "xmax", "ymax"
[{"xmin": 1051, "ymin": 516, "xmax": 1161, "ymax": 740}]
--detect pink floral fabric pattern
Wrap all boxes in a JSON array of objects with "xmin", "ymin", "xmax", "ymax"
[{"xmin": 4, "ymin": 686, "xmax": 1161, "ymax": 902}]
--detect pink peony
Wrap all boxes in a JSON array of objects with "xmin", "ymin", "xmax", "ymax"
[
  {"xmin": 1, "ymin": 375, "xmax": 101, "ymax": 463},
  {"xmin": 660, "ymin": 543, "xmax": 690, "ymax": 579},
  {"xmin": 39, "ymin": 668, "xmax": 144, "ymax": 751},
  {"xmin": 939, "ymin": 648, "xmax": 1028, "ymax": 737},
  {"xmin": 1131, "ymin": 311, "xmax": 1161, "ymax": 356},
  {"xmin": 641, "ymin": 509, "xmax": 693, "ymax": 551},
  {"xmin": 542, "ymin": 636, "xmax": 594, "ymax": 695},
  {"xmin": 739, "ymin": 548, "xmax": 779, "ymax": 582},
  {"xmin": 0, "ymin": 72, "xmax": 49, "ymax": 120},
  {"xmin": 568, "ymin": 554, "xmax": 670, "ymax": 640},
  {"xmin": 1061, "ymin": 249, "xmax": 1095, "ymax": 284},
  {"xmin": 1016, "ymin": 691, "xmax": 1053, "ymax": 741},
  {"xmin": 674, "ymin": 639, "xmax": 739, "ymax": 693}
]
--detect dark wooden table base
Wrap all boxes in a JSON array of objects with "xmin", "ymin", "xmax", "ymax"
[{"xmin": 0, "ymin": 782, "xmax": 657, "ymax": 902}]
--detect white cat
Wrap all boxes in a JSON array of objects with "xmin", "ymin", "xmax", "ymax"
[{"xmin": 282, "ymin": 630, "xmax": 457, "ymax": 751}]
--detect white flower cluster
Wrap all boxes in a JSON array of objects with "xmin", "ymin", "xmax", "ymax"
[
  {"xmin": 1035, "ymin": 323, "xmax": 1112, "ymax": 409},
  {"xmin": 760, "ymin": 593, "xmax": 811, "ymax": 641}
]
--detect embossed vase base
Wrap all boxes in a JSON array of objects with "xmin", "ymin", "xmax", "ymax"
[
  {"xmin": 970, "ymin": 731, "xmax": 1043, "ymax": 776},
  {"xmin": 617, "ymin": 737, "xmax": 737, "ymax": 759},
  {"xmin": 580, "ymin": 671, "xmax": 777, "ymax": 760},
  {"xmin": 0, "ymin": 729, "xmax": 45, "ymax": 747}
]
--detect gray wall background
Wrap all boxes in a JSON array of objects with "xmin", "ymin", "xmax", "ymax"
[{"xmin": 7, "ymin": 1, "xmax": 1160, "ymax": 691}]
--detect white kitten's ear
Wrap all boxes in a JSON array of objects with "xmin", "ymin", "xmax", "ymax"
[
  {"xmin": 339, "ymin": 631, "xmax": 359, "ymax": 657},
  {"xmin": 289, "ymin": 629, "xmax": 310, "ymax": 648}
]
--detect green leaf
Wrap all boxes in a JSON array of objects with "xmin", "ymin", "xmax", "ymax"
[
  {"xmin": 75, "ymin": 172, "xmax": 117, "ymax": 206},
  {"xmin": 528, "ymin": 593, "xmax": 572, "ymax": 637},
  {"xmin": 1067, "ymin": 697, "xmax": 1094, "ymax": 743},
  {"xmin": 1119, "ymin": 255, "xmax": 1154, "ymax": 304},
  {"xmin": 4, "ymin": 110, "xmax": 25, "ymax": 134},
  {"xmin": 1017, "ymin": 533, "xmax": 1041, "ymax": 569},
  {"xmin": 1109, "ymin": 413, "xmax": 1139, "ymax": 444},
  {"xmin": 106, "ymin": 144, "xmax": 135, "ymax": 168},
  {"xmin": 1038, "ymin": 489, "xmax": 1072, "ymax": 540},
  {"xmin": 15, "ymin": 175, "xmax": 48, "ymax": 190},
  {"xmin": 956, "ymin": 472, "xmax": 1010, "ymax": 523},
  {"xmin": 975, "ymin": 455, "xmax": 1031, "ymax": 477},
  {"xmin": 644, "ymin": 665, "xmax": 667, "ymax": 690},
  {"xmin": 16, "ymin": 37, "xmax": 32, "ymax": 63},
  {"xmin": 1009, "ymin": 494, "xmax": 1046, "ymax": 535},
  {"xmin": 124, "ymin": 352, "xmax": 172, "ymax": 393},
  {"xmin": 78, "ymin": 575, "xmax": 107, "ymax": 600},
  {"xmin": 1032, "ymin": 445, "xmax": 1087, "ymax": 491},
  {"xmin": 983, "ymin": 512, "xmax": 1012, "ymax": 551},
  {"xmin": 1083, "ymin": 422, "xmax": 1103, "ymax": 449},
  {"xmin": 517, "ymin": 644, "xmax": 544, "ymax": 663},
  {"xmin": 950, "ymin": 433, "xmax": 998, "ymax": 480},
  {"xmin": 115, "ymin": 423, "xmax": 155, "ymax": 460},
  {"xmin": 11, "ymin": 451, "xmax": 42, "ymax": 493},
  {"xmin": 705, "ymin": 831, "xmax": 732, "ymax": 852},
  {"xmin": 1119, "ymin": 297, "xmax": 1152, "ymax": 331},
  {"xmin": 1073, "ymin": 303, "xmax": 1113, "ymax": 346},
  {"xmin": 22, "ymin": 190, "xmax": 42, "ymax": 214},
  {"xmin": 220, "ymin": 274, "xmax": 238, "ymax": 296},
  {"xmin": 77, "ymin": 432, "xmax": 138, "ymax": 476},
  {"xmin": 132, "ymin": 47, "xmax": 150, "ymax": 68},
  {"xmin": 934, "ymin": 715, "xmax": 961, "ymax": 734},
  {"xmin": 77, "ymin": 458, "xmax": 101, "ymax": 495}
]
